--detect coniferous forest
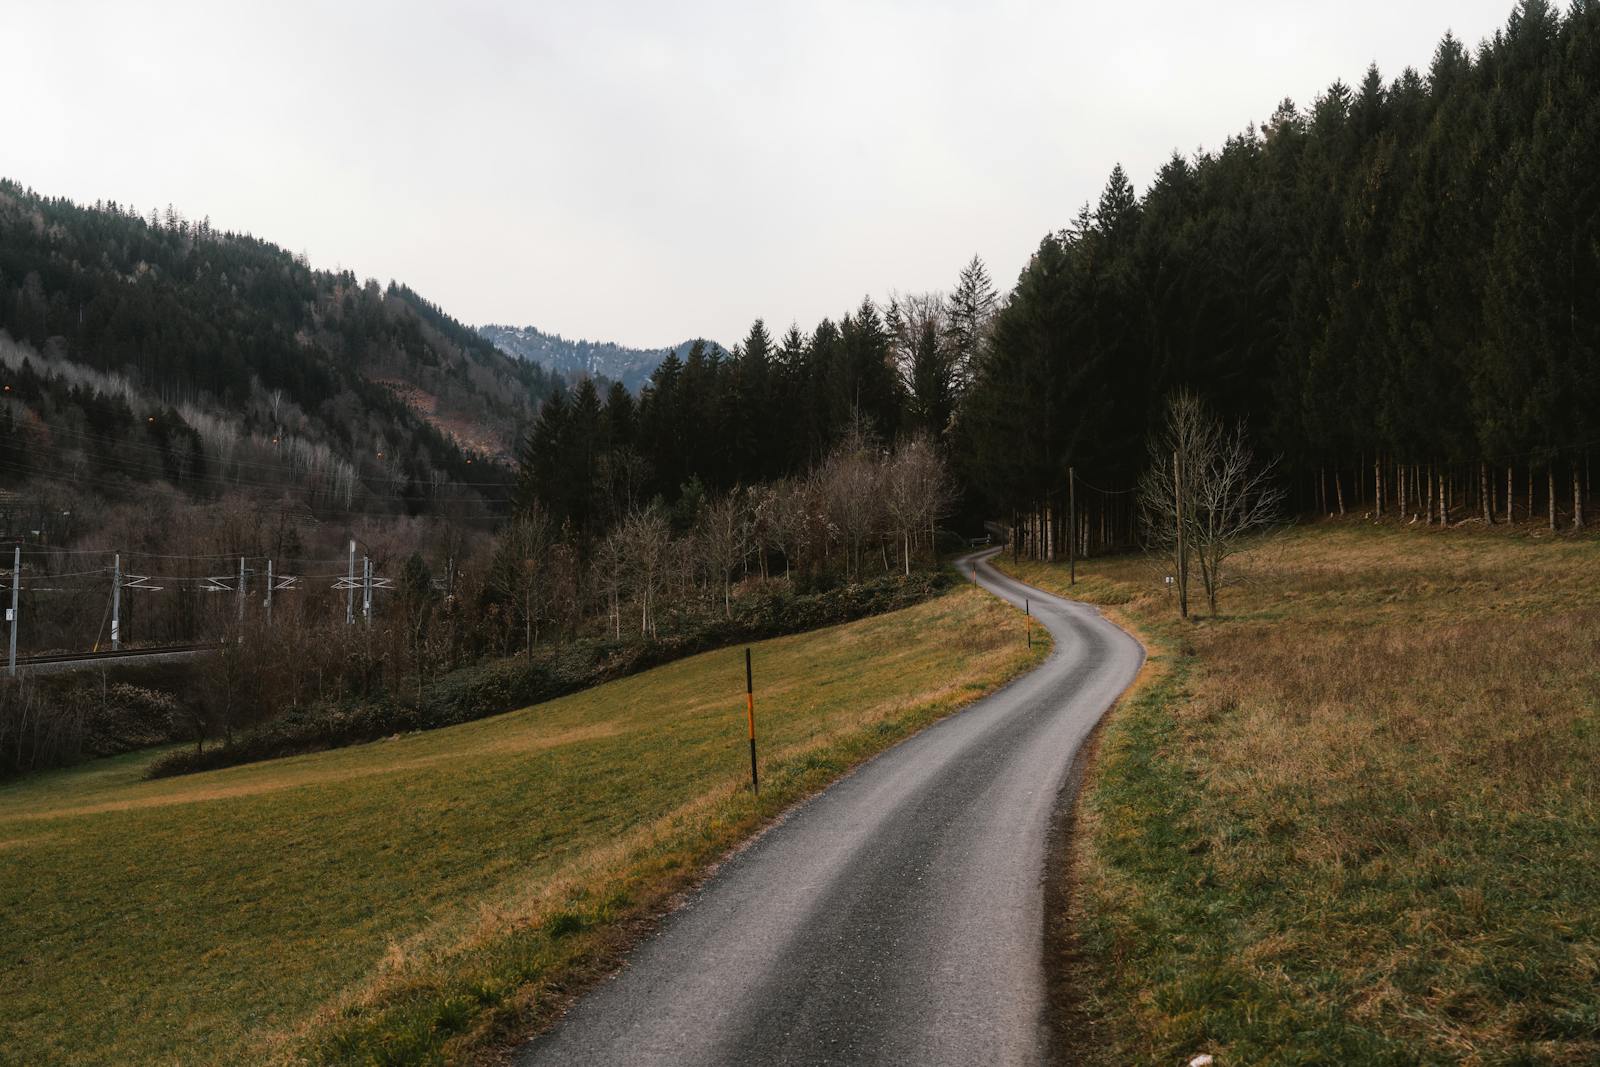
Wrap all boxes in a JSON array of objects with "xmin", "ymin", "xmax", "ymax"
[{"xmin": 519, "ymin": 0, "xmax": 1599, "ymax": 559}]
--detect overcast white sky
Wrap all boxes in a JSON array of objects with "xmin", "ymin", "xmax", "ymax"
[{"xmin": 3, "ymin": 1, "xmax": 1516, "ymax": 349}]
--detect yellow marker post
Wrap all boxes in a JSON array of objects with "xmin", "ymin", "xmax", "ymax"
[{"xmin": 745, "ymin": 647, "xmax": 759, "ymax": 795}]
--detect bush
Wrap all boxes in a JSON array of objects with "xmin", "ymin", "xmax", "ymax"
[{"xmin": 146, "ymin": 571, "xmax": 949, "ymax": 778}]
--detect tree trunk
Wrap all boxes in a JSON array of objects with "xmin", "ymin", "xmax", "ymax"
[
  {"xmin": 1480, "ymin": 462, "xmax": 1493, "ymax": 524},
  {"xmin": 1574, "ymin": 464, "xmax": 1584, "ymax": 530},
  {"xmin": 1425, "ymin": 465, "xmax": 1434, "ymax": 525},
  {"xmin": 1549, "ymin": 467, "xmax": 1558, "ymax": 531},
  {"xmin": 1335, "ymin": 468, "xmax": 1346, "ymax": 516},
  {"xmin": 1374, "ymin": 457, "xmax": 1383, "ymax": 519},
  {"xmin": 1174, "ymin": 448, "xmax": 1188, "ymax": 620}
]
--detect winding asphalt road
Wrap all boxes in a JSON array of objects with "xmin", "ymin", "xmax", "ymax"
[{"xmin": 516, "ymin": 549, "xmax": 1145, "ymax": 1066}]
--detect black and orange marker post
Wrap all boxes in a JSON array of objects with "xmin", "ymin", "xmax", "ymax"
[{"xmin": 745, "ymin": 647, "xmax": 759, "ymax": 795}]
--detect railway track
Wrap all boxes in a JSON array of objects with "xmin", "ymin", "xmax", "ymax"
[{"xmin": 12, "ymin": 643, "xmax": 217, "ymax": 669}]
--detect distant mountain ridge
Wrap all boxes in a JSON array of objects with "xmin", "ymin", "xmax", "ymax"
[{"xmin": 479, "ymin": 324, "xmax": 724, "ymax": 392}]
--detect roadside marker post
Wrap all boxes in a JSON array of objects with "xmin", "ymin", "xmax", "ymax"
[
  {"xmin": 745, "ymin": 647, "xmax": 759, "ymax": 796},
  {"xmin": 1026, "ymin": 597, "xmax": 1031, "ymax": 648}
]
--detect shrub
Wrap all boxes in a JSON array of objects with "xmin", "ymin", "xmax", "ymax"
[{"xmin": 146, "ymin": 571, "xmax": 949, "ymax": 778}]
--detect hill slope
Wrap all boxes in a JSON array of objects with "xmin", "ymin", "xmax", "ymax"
[
  {"xmin": 479, "ymin": 323, "xmax": 723, "ymax": 392},
  {"xmin": 0, "ymin": 585, "xmax": 1036, "ymax": 1066},
  {"xmin": 0, "ymin": 179, "xmax": 559, "ymax": 517}
]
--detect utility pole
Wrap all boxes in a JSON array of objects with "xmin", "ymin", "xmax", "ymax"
[
  {"xmin": 111, "ymin": 553, "xmax": 121, "ymax": 650},
  {"xmin": 346, "ymin": 539, "xmax": 356, "ymax": 625},
  {"xmin": 237, "ymin": 556, "xmax": 246, "ymax": 631},
  {"xmin": 1068, "ymin": 467, "xmax": 1077, "ymax": 586},
  {"xmin": 362, "ymin": 556, "xmax": 372, "ymax": 626},
  {"xmin": 265, "ymin": 559, "xmax": 273, "ymax": 628},
  {"xmin": 1174, "ymin": 448, "xmax": 1188, "ymax": 620},
  {"xmin": 7, "ymin": 545, "xmax": 17, "ymax": 676}
]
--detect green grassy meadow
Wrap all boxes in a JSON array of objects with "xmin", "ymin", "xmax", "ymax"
[
  {"xmin": 0, "ymin": 584, "xmax": 1043, "ymax": 1066},
  {"xmin": 1002, "ymin": 524, "xmax": 1600, "ymax": 1065}
]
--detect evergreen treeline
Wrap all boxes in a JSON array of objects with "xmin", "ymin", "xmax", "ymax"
[
  {"xmin": 522, "ymin": 2, "xmax": 1598, "ymax": 559},
  {"xmin": 962, "ymin": 0, "xmax": 1600, "ymax": 551},
  {"xmin": 516, "ymin": 266, "xmax": 994, "ymax": 543}
]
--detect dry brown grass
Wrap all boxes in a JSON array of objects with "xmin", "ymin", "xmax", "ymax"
[
  {"xmin": 1001, "ymin": 522, "xmax": 1600, "ymax": 1065},
  {"xmin": 0, "ymin": 584, "xmax": 1043, "ymax": 1066}
]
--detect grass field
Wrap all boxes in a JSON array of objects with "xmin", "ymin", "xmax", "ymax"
[
  {"xmin": 0, "ymin": 584, "xmax": 1043, "ymax": 1066},
  {"xmin": 1001, "ymin": 523, "xmax": 1600, "ymax": 1065}
]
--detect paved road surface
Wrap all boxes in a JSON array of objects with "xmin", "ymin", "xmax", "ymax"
[{"xmin": 517, "ymin": 549, "xmax": 1144, "ymax": 1066}]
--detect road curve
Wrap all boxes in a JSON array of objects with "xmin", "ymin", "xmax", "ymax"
[{"xmin": 516, "ymin": 549, "xmax": 1144, "ymax": 1067}]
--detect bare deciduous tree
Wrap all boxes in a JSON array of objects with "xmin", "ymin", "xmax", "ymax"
[
  {"xmin": 884, "ymin": 435, "xmax": 954, "ymax": 575},
  {"xmin": 592, "ymin": 529, "xmax": 626, "ymax": 640},
  {"xmin": 488, "ymin": 505, "xmax": 553, "ymax": 655},
  {"xmin": 1138, "ymin": 392, "xmax": 1284, "ymax": 616},
  {"xmin": 698, "ymin": 493, "xmax": 752, "ymax": 616},
  {"xmin": 819, "ymin": 417, "xmax": 883, "ymax": 581},
  {"xmin": 615, "ymin": 506, "xmax": 673, "ymax": 637}
]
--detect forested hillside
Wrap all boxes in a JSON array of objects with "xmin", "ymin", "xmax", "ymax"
[{"xmin": 0, "ymin": 179, "xmax": 558, "ymax": 517}]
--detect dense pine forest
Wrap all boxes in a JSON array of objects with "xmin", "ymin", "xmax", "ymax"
[
  {"xmin": 968, "ymin": 0, "xmax": 1599, "ymax": 551},
  {"xmin": 517, "ymin": 0, "xmax": 1597, "ymax": 560}
]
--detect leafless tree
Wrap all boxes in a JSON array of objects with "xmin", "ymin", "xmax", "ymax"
[
  {"xmin": 746, "ymin": 484, "xmax": 777, "ymax": 581},
  {"xmin": 488, "ymin": 506, "xmax": 553, "ymax": 655},
  {"xmin": 698, "ymin": 493, "xmax": 752, "ymax": 616},
  {"xmin": 1138, "ymin": 392, "xmax": 1284, "ymax": 616},
  {"xmin": 766, "ymin": 477, "xmax": 813, "ymax": 580},
  {"xmin": 819, "ymin": 416, "xmax": 884, "ymax": 581},
  {"xmin": 592, "ymin": 529, "xmax": 626, "ymax": 640},
  {"xmin": 884, "ymin": 435, "xmax": 954, "ymax": 575},
  {"xmin": 887, "ymin": 293, "xmax": 958, "ymax": 436},
  {"xmin": 615, "ymin": 506, "xmax": 673, "ymax": 638}
]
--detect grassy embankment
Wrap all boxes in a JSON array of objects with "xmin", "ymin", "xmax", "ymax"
[
  {"xmin": 999, "ymin": 523, "xmax": 1600, "ymax": 1065},
  {"xmin": 0, "ymin": 584, "xmax": 1045, "ymax": 1066}
]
